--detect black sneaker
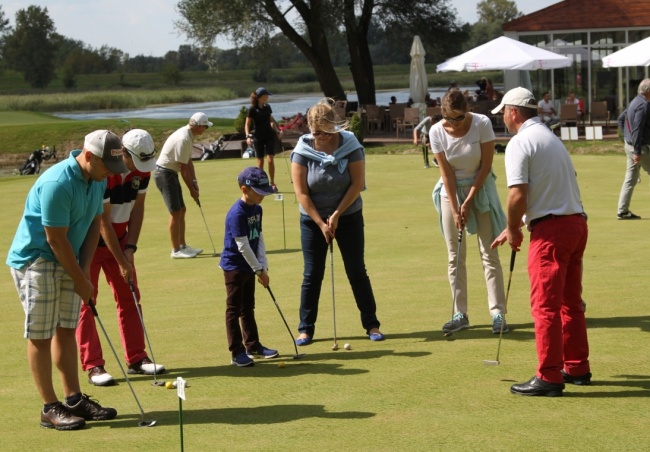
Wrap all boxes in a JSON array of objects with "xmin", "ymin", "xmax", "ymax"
[
  {"xmin": 617, "ymin": 211, "xmax": 641, "ymax": 220},
  {"xmin": 40, "ymin": 402, "xmax": 86, "ymax": 430},
  {"xmin": 64, "ymin": 394, "xmax": 117, "ymax": 421},
  {"xmin": 561, "ymin": 369, "xmax": 592, "ymax": 386}
]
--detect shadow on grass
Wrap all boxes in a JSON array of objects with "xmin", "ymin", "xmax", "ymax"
[
  {"xmin": 563, "ymin": 374, "xmax": 650, "ymax": 398},
  {"xmin": 103, "ymin": 403, "xmax": 374, "ymax": 429},
  {"xmin": 266, "ymin": 248, "xmax": 302, "ymax": 255}
]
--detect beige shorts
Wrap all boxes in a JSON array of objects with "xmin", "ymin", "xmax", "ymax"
[{"xmin": 11, "ymin": 258, "xmax": 81, "ymax": 340}]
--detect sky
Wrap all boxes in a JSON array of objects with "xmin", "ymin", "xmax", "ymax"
[{"xmin": 2, "ymin": 0, "xmax": 560, "ymax": 57}]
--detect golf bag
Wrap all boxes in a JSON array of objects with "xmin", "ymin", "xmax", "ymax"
[
  {"xmin": 19, "ymin": 149, "xmax": 44, "ymax": 175},
  {"xmin": 42, "ymin": 145, "xmax": 58, "ymax": 162},
  {"xmin": 200, "ymin": 136, "xmax": 225, "ymax": 161}
]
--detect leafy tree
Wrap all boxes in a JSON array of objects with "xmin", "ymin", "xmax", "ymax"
[
  {"xmin": 465, "ymin": 0, "xmax": 522, "ymax": 50},
  {"xmin": 0, "ymin": 6, "xmax": 11, "ymax": 73},
  {"xmin": 175, "ymin": 0, "xmax": 463, "ymax": 104},
  {"xmin": 161, "ymin": 63, "xmax": 184, "ymax": 85},
  {"xmin": 4, "ymin": 6, "xmax": 58, "ymax": 88}
]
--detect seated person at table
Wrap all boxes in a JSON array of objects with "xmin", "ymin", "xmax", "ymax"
[
  {"xmin": 565, "ymin": 92, "xmax": 583, "ymax": 121},
  {"xmin": 538, "ymin": 92, "xmax": 559, "ymax": 128}
]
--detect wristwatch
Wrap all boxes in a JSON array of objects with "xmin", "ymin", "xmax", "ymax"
[
  {"xmin": 255, "ymin": 269, "xmax": 263, "ymax": 276},
  {"xmin": 124, "ymin": 244, "xmax": 137, "ymax": 253}
]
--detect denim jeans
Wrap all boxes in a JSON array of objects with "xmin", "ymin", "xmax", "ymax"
[{"xmin": 298, "ymin": 210, "xmax": 380, "ymax": 337}]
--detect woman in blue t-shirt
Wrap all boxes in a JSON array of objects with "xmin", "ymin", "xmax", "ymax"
[
  {"xmin": 245, "ymin": 87, "xmax": 282, "ymax": 192},
  {"xmin": 290, "ymin": 99, "xmax": 384, "ymax": 346}
]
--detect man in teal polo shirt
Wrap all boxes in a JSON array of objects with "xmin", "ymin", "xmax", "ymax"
[{"xmin": 7, "ymin": 130, "xmax": 127, "ymax": 431}]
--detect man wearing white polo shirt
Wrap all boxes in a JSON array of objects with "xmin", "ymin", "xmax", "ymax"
[
  {"xmin": 155, "ymin": 112, "xmax": 211, "ymax": 258},
  {"xmin": 491, "ymin": 87, "xmax": 590, "ymax": 397}
]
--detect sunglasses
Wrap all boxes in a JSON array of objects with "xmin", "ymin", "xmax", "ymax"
[
  {"xmin": 443, "ymin": 114, "xmax": 466, "ymax": 123},
  {"xmin": 311, "ymin": 131, "xmax": 332, "ymax": 137},
  {"xmin": 126, "ymin": 148, "xmax": 157, "ymax": 162}
]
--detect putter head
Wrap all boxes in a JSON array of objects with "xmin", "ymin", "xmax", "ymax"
[
  {"xmin": 139, "ymin": 420, "xmax": 157, "ymax": 427},
  {"xmin": 293, "ymin": 353, "xmax": 307, "ymax": 360},
  {"xmin": 332, "ymin": 343, "xmax": 339, "ymax": 351},
  {"xmin": 483, "ymin": 360, "xmax": 500, "ymax": 366},
  {"xmin": 152, "ymin": 381, "xmax": 165, "ymax": 387}
]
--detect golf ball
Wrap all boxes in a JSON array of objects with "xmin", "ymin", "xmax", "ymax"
[
  {"xmin": 344, "ymin": 343, "xmax": 351, "ymax": 350},
  {"xmin": 278, "ymin": 361, "xmax": 286, "ymax": 368},
  {"xmin": 165, "ymin": 381, "xmax": 174, "ymax": 389}
]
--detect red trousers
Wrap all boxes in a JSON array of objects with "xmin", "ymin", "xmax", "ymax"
[
  {"xmin": 528, "ymin": 214, "xmax": 590, "ymax": 384},
  {"xmin": 76, "ymin": 242, "xmax": 147, "ymax": 370}
]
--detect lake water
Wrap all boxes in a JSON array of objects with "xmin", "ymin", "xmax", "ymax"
[{"xmin": 53, "ymin": 88, "xmax": 471, "ymax": 121}]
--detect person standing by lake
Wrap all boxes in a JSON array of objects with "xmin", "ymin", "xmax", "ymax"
[
  {"xmin": 430, "ymin": 90, "xmax": 508, "ymax": 335},
  {"xmin": 290, "ymin": 99, "xmax": 384, "ymax": 346},
  {"xmin": 245, "ymin": 87, "xmax": 282, "ymax": 193},
  {"xmin": 154, "ymin": 112, "xmax": 211, "ymax": 259}
]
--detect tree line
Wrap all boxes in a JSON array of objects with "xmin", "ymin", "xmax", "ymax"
[{"xmin": 0, "ymin": 1, "xmax": 521, "ymax": 98}]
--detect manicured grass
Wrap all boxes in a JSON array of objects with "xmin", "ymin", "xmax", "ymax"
[{"xmin": 1, "ymin": 153, "xmax": 649, "ymax": 450}]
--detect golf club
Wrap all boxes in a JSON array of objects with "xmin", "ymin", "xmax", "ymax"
[
  {"xmin": 444, "ymin": 228, "xmax": 463, "ymax": 338},
  {"xmin": 129, "ymin": 282, "xmax": 164, "ymax": 386},
  {"xmin": 197, "ymin": 200, "xmax": 218, "ymax": 256},
  {"xmin": 266, "ymin": 286, "xmax": 306, "ymax": 360},
  {"xmin": 90, "ymin": 303, "xmax": 156, "ymax": 427},
  {"xmin": 484, "ymin": 249, "xmax": 517, "ymax": 366},
  {"xmin": 283, "ymin": 151, "xmax": 293, "ymax": 184},
  {"xmin": 329, "ymin": 240, "xmax": 339, "ymax": 350}
]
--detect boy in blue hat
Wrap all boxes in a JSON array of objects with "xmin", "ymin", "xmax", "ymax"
[{"xmin": 219, "ymin": 167, "xmax": 279, "ymax": 367}]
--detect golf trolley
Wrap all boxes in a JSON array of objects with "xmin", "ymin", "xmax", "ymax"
[
  {"xmin": 199, "ymin": 136, "xmax": 226, "ymax": 161},
  {"xmin": 18, "ymin": 146, "xmax": 58, "ymax": 176}
]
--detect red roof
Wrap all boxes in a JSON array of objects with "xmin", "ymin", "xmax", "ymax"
[{"xmin": 503, "ymin": 0, "xmax": 650, "ymax": 31}]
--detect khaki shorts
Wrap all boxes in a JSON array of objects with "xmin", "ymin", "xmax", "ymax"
[{"xmin": 11, "ymin": 258, "xmax": 81, "ymax": 340}]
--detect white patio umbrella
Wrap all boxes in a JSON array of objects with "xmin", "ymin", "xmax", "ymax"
[
  {"xmin": 437, "ymin": 36, "xmax": 571, "ymax": 72},
  {"xmin": 409, "ymin": 36, "xmax": 428, "ymax": 105},
  {"xmin": 603, "ymin": 36, "xmax": 650, "ymax": 67}
]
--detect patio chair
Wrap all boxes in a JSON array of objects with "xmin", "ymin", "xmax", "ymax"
[
  {"xmin": 590, "ymin": 101, "xmax": 611, "ymax": 132},
  {"xmin": 559, "ymin": 103, "xmax": 580, "ymax": 128},
  {"xmin": 396, "ymin": 107, "xmax": 420, "ymax": 138},
  {"xmin": 426, "ymin": 106, "xmax": 442, "ymax": 119},
  {"xmin": 365, "ymin": 104, "xmax": 383, "ymax": 132},
  {"xmin": 389, "ymin": 103, "xmax": 406, "ymax": 131}
]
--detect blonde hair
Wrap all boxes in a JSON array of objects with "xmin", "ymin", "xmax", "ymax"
[{"xmin": 307, "ymin": 98, "xmax": 349, "ymax": 134}]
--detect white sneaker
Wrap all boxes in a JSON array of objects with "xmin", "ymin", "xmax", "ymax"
[
  {"xmin": 171, "ymin": 248, "xmax": 196, "ymax": 259},
  {"xmin": 127, "ymin": 358, "xmax": 166, "ymax": 375},
  {"xmin": 182, "ymin": 244, "xmax": 203, "ymax": 256},
  {"xmin": 88, "ymin": 366, "xmax": 115, "ymax": 386}
]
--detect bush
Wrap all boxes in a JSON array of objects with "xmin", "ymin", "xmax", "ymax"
[
  {"xmin": 349, "ymin": 112, "xmax": 364, "ymax": 144},
  {"xmin": 234, "ymin": 106, "xmax": 247, "ymax": 134}
]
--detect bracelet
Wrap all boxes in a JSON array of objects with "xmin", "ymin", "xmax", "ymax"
[
  {"xmin": 246, "ymin": 134, "xmax": 253, "ymax": 138},
  {"xmin": 124, "ymin": 244, "xmax": 137, "ymax": 253}
]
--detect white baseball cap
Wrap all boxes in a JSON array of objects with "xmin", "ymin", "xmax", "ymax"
[
  {"xmin": 189, "ymin": 112, "xmax": 213, "ymax": 128},
  {"xmin": 122, "ymin": 129, "xmax": 157, "ymax": 172},
  {"xmin": 84, "ymin": 130, "xmax": 128, "ymax": 174},
  {"xmin": 491, "ymin": 87, "xmax": 538, "ymax": 114}
]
